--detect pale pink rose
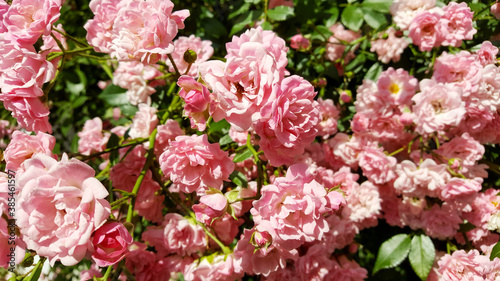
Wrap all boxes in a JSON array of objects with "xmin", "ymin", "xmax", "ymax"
[
  {"xmin": 251, "ymin": 164, "xmax": 338, "ymax": 250},
  {"xmin": 129, "ymin": 103, "xmax": 158, "ymax": 139},
  {"xmin": 394, "ymin": 159, "xmax": 449, "ymax": 198},
  {"xmin": 492, "ymin": 3, "xmax": 500, "ymax": 20},
  {"xmin": 192, "ymin": 192, "xmax": 228, "ymax": 226},
  {"xmin": 314, "ymin": 166, "xmax": 359, "ymax": 197},
  {"xmin": 142, "ymin": 213, "xmax": 207, "ymax": 256},
  {"xmin": 154, "ymin": 119, "xmax": 184, "ymax": 157},
  {"xmin": 84, "ymin": 0, "xmax": 122, "ymax": 53},
  {"xmin": 321, "ymin": 214, "xmax": 358, "ymax": 253},
  {"xmin": 200, "ymin": 27, "xmax": 287, "ymax": 131},
  {"xmin": 390, "ymin": 0, "xmax": 436, "ymax": 30},
  {"xmin": 177, "ymin": 75, "xmax": 211, "ymax": 131},
  {"xmin": 112, "ymin": 61, "xmax": 163, "ymax": 105},
  {"xmin": 325, "ymin": 23, "xmax": 361, "ymax": 63},
  {"xmin": 85, "ymin": 0, "xmax": 189, "ymax": 64},
  {"xmin": 433, "ymin": 51, "xmax": 482, "ymax": 96},
  {"xmin": 317, "ymin": 98, "xmax": 339, "ymax": 138},
  {"xmin": 92, "ymin": 222, "xmax": 133, "ymax": 267},
  {"xmin": 354, "ymin": 79, "xmax": 391, "ymax": 119},
  {"xmin": 16, "ymin": 153, "xmax": 111, "ymax": 266},
  {"xmin": 412, "ymin": 79, "xmax": 466, "ymax": 135},
  {"xmin": 109, "ymin": 147, "xmax": 164, "ymax": 222},
  {"xmin": 422, "ymin": 203, "xmax": 462, "ymax": 240},
  {"xmin": 325, "ymin": 133, "xmax": 374, "ymax": 169},
  {"xmin": 290, "ymin": 34, "xmax": 310, "ymax": 50},
  {"xmin": 225, "ymin": 26, "xmax": 289, "ymax": 74},
  {"xmin": 4, "ymin": 130, "xmax": 56, "ymax": 172},
  {"xmin": 268, "ymin": 0, "xmax": 293, "ymax": 9},
  {"xmin": 377, "ymin": 67, "xmax": 418, "ymax": 107},
  {"xmin": 0, "ymin": 172, "xmax": 11, "ymax": 215},
  {"xmin": 330, "ymin": 255, "xmax": 368, "ymax": 281},
  {"xmin": 3, "ymin": 0, "xmax": 61, "ymax": 45},
  {"xmin": 346, "ymin": 181, "xmax": 381, "ymax": 229},
  {"xmin": 167, "ymin": 35, "xmax": 214, "ymax": 77},
  {"xmin": 159, "ymin": 134, "xmax": 234, "ymax": 194},
  {"xmin": 77, "ymin": 117, "xmax": 107, "ymax": 156},
  {"xmin": 440, "ymin": 2, "xmax": 476, "ymax": 47},
  {"xmin": 408, "ymin": 10, "xmax": 446, "ymax": 51},
  {"xmin": 437, "ymin": 249, "xmax": 486, "ymax": 281},
  {"xmin": 254, "ymin": 75, "xmax": 320, "ymax": 166},
  {"xmin": 0, "ymin": 0, "xmax": 9, "ymax": 33},
  {"xmin": 2, "ymin": 97, "xmax": 52, "ymax": 133},
  {"xmin": 233, "ymin": 228, "xmax": 298, "ymax": 277},
  {"xmin": 371, "ymin": 28, "xmax": 409, "ymax": 64},
  {"xmin": 80, "ymin": 264, "xmax": 103, "ymax": 281},
  {"xmin": 210, "ymin": 214, "xmax": 244, "ymax": 245},
  {"xmin": 477, "ymin": 41, "xmax": 499, "ymax": 67},
  {"xmin": 295, "ymin": 244, "xmax": 335, "ymax": 281},
  {"xmin": 358, "ymin": 147, "xmax": 397, "ymax": 184},
  {"xmin": 228, "ymin": 127, "xmax": 253, "ymax": 146},
  {"xmin": 0, "ymin": 216, "xmax": 25, "ymax": 268},
  {"xmin": 124, "ymin": 242, "xmax": 156, "ymax": 279},
  {"xmin": 464, "ymin": 189, "xmax": 500, "ymax": 235},
  {"xmin": 440, "ymin": 178, "xmax": 482, "ymax": 201},
  {"xmin": 184, "ymin": 254, "xmax": 242, "ymax": 281},
  {"xmin": 435, "ymin": 133, "xmax": 484, "ymax": 173}
]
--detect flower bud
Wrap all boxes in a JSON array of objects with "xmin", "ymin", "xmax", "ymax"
[{"xmin": 183, "ymin": 49, "xmax": 198, "ymax": 64}]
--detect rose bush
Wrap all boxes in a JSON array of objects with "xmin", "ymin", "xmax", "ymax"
[{"xmin": 1, "ymin": 0, "xmax": 500, "ymax": 280}]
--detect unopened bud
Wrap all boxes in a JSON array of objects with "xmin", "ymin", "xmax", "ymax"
[{"xmin": 183, "ymin": 49, "xmax": 197, "ymax": 64}]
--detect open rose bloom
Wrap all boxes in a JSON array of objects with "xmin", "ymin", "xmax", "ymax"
[{"xmin": 3, "ymin": 0, "xmax": 500, "ymax": 280}]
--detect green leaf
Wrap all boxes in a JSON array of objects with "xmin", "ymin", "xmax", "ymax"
[
  {"xmin": 361, "ymin": 0, "xmax": 393, "ymax": 13},
  {"xmin": 341, "ymin": 5, "xmax": 364, "ymax": 32},
  {"xmin": 373, "ymin": 234, "xmax": 411, "ymax": 275},
  {"xmin": 204, "ymin": 18, "xmax": 227, "ymax": 39},
  {"xmin": 490, "ymin": 239, "xmax": 500, "ymax": 261},
  {"xmin": 409, "ymin": 234, "xmax": 435, "ymax": 281},
  {"xmin": 365, "ymin": 62, "xmax": 383, "ymax": 81},
  {"xmin": 23, "ymin": 258, "xmax": 45, "ymax": 281},
  {"xmin": 230, "ymin": 171, "xmax": 248, "ymax": 188},
  {"xmin": 233, "ymin": 148, "xmax": 253, "ymax": 163},
  {"xmin": 98, "ymin": 84, "xmax": 128, "ymax": 106},
  {"xmin": 267, "ymin": 6, "xmax": 294, "ymax": 21},
  {"xmin": 311, "ymin": 25, "xmax": 333, "ymax": 41},
  {"xmin": 325, "ymin": 7, "xmax": 340, "ymax": 27},
  {"xmin": 363, "ymin": 8, "xmax": 387, "ymax": 29},
  {"xmin": 345, "ymin": 53, "xmax": 366, "ymax": 72},
  {"xmin": 71, "ymin": 95, "xmax": 87, "ymax": 108},
  {"xmin": 230, "ymin": 10, "xmax": 262, "ymax": 36},
  {"xmin": 208, "ymin": 119, "xmax": 231, "ymax": 134},
  {"xmin": 260, "ymin": 21, "xmax": 273, "ymax": 30},
  {"xmin": 219, "ymin": 134, "xmax": 234, "ymax": 146}
]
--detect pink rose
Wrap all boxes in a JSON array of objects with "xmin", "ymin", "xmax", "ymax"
[
  {"xmin": 177, "ymin": 75, "xmax": 211, "ymax": 131},
  {"xmin": 0, "ymin": 216, "xmax": 25, "ymax": 268},
  {"xmin": 492, "ymin": 3, "xmax": 500, "ymax": 20},
  {"xmin": 77, "ymin": 117, "xmax": 107, "ymax": 156},
  {"xmin": 167, "ymin": 35, "xmax": 214, "ymax": 77},
  {"xmin": 476, "ymin": 41, "xmax": 499, "ymax": 66},
  {"xmin": 4, "ymin": 130, "xmax": 56, "ymax": 172},
  {"xmin": 370, "ymin": 27, "xmax": 409, "ymax": 64},
  {"xmin": 193, "ymin": 192, "xmax": 228, "ymax": 226},
  {"xmin": 16, "ymin": 153, "xmax": 111, "ymax": 266},
  {"xmin": 358, "ymin": 147, "xmax": 397, "ymax": 184},
  {"xmin": 290, "ymin": 34, "xmax": 310, "ymax": 50},
  {"xmin": 440, "ymin": 2, "xmax": 476, "ymax": 47},
  {"xmin": 390, "ymin": 0, "xmax": 436, "ymax": 30},
  {"xmin": 159, "ymin": 134, "xmax": 234, "ymax": 194},
  {"xmin": 254, "ymin": 75, "xmax": 320, "ymax": 166},
  {"xmin": 85, "ymin": 0, "xmax": 189, "ymax": 64},
  {"xmin": 154, "ymin": 120, "xmax": 184, "ymax": 157},
  {"xmin": 112, "ymin": 61, "xmax": 163, "ymax": 105},
  {"xmin": 3, "ymin": 0, "xmax": 61, "ymax": 45},
  {"xmin": 142, "ymin": 213, "xmax": 207, "ymax": 256},
  {"xmin": 92, "ymin": 222, "xmax": 133, "ymax": 267},
  {"xmin": 408, "ymin": 11, "xmax": 446, "ymax": 51},
  {"xmin": 129, "ymin": 103, "xmax": 158, "ymax": 139}
]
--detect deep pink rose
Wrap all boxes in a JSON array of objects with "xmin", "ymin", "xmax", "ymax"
[{"xmin": 92, "ymin": 222, "xmax": 133, "ymax": 267}]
